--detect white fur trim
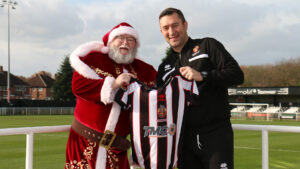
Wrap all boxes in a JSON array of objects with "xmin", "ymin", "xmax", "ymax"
[
  {"xmin": 70, "ymin": 41, "xmax": 105, "ymax": 80},
  {"xmin": 95, "ymin": 102, "xmax": 122, "ymax": 169},
  {"xmin": 105, "ymin": 102, "xmax": 122, "ymax": 133},
  {"xmin": 101, "ymin": 76, "xmax": 117, "ymax": 105},
  {"xmin": 108, "ymin": 26, "xmax": 140, "ymax": 47},
  {"xmin": 101, "ymin": 46, "xmax": 109, "ymax": 54}
]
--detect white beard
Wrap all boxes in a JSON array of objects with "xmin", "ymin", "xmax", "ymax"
[{"xmin": 108, "ymin": 44, "xmax": 137, "ymax": 64}]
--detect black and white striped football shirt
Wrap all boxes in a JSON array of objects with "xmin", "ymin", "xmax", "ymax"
[{"xmin": 115, "ymin": 75, "xmax": 198, "ymax": 169}]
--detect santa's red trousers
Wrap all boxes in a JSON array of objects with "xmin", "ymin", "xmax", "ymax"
[{"xmin": 65, "ymin": 128, "xmax": 129, "ymax": 169}]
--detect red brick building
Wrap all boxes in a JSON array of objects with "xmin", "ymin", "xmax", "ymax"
[
  {"xmin": 26, "ymin": 71, "xmax": 54, "ymax": 100},
  {"xmin": 0, "ymin": 66, "xmax": 31, "ymax": 100}
]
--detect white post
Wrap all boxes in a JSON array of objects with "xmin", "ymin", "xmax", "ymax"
[
  {"xmin": 26, "ymin": 132, "xmax": 34, "ymax": 169},
  {"xmin": 262, "ymin": 130, "xmax": 269, "ymax": 169},
  {"xmin": 266, "ymin": 104, "xmax": 269, "ymax": 121}
]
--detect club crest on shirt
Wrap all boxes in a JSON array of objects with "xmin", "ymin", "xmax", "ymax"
[
  {"xmin": 192, "ymin": 45, "xmax": 200, "ymax": 56},
  {"xmin": 157, "ymin": 104, "xmax": 167, "ymax": 119}
]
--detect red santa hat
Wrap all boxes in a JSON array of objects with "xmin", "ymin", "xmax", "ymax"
[{"xmin": 101, "ymin": 22, "xmax": 140, "ymax": 54}]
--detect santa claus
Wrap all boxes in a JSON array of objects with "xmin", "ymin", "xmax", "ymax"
[{"xmin": 65, "ymin": 22, "xmax": 157, "ymax": 169}]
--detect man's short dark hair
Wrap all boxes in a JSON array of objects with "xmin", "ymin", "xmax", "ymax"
[{"xmin": 159, "ymin": 7, "xmax": 186, "ymax": 23}]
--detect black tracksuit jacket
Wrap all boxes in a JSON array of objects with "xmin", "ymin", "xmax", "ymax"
[{"xmin": 156, "ymin": 37, "xmax": 244, "ymax": 133}]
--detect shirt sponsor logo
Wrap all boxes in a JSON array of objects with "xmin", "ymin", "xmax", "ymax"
[{"xmin": 143, "ymin": 123, "xmax": 176, "ymax": 137}]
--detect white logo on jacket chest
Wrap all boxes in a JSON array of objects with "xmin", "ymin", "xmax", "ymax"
[{"xmin": 164, "ymin": 64, "xmax": 172, "ymax": 71}]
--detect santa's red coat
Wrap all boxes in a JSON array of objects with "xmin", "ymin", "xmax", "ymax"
[{"xmin": 65, "ymin": 41, "xmax": 157, "ymax": 169}]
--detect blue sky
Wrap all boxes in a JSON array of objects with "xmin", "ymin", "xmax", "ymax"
[{"xmin": 0, "ymin": 0, "xmax": 300, "ymax": 77}]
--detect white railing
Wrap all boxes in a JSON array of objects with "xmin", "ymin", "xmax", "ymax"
[
  {"xmin": 0, "ymin": 125, "xmax": 70, "ymax": 169},
  {"xmin": 1, "ymin": 124, "xmax": 300, "ymax": 169},
  {"xmin": 233, "ymin": 124, "xmax": 300, "ymax": 169}
]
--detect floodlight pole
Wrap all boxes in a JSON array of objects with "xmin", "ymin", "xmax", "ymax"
[{"xmin": 1, "ymin": 0, "xmax": 17, "ymax": 104}]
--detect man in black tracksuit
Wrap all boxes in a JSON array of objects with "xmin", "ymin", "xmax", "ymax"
[{"xmin": 157, "ymin": 8, "xmax": 244, "ymax": 169}]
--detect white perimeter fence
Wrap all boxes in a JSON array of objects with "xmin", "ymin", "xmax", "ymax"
[
  {"xmin": 0, "ymin": 124, "xmax": 300, "ymax": 169},
  {"xmin": 0, "ymin": 107, "xmax": 74, "ymax": 115},
  {"xmin": 230, "ymin": 103, "xmax": 300, "ymax": 121},
  {"xmin": 1, "ymin": 106, "xmax": 300, "ymax": 122}
]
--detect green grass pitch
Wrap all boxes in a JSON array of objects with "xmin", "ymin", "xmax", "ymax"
[{"xmin": 0, "ymin": 115, "xmax": 300, "ymax": 169}]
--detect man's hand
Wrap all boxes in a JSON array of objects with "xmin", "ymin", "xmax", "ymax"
[
  {"xmin": 179, "ymin": 66, "xmax": 203, "ymax": 82},
  {"xmin": 112, "ymin": 73, "xmax": 137, "ymax": 89}
]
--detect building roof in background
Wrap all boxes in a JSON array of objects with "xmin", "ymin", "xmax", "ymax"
[
  {"xmin": 0, "ymin": 71, "xmax": 29, "ymax": 87},
  {"xmin": 26, "ymin": 72, "xmax": 54, "ymax": 88}
]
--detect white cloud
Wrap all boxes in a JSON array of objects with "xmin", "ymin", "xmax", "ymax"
[{"xmin": 0, "ymin": 0, "xmax": 299, "ymax": 77}]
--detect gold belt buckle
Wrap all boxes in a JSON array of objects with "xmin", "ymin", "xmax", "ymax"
[{"xmin": 99, "ymin": 130, "xmax": 117, "ymax": 149}]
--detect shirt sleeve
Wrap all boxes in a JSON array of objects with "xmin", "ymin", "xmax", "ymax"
[
  {"xmin": 205, "ymin": 38, "xmax": 244, "ymax": 87},
  {"xmin": 72, "ymin": 71, "xmax": 106, "ymax": 103}
]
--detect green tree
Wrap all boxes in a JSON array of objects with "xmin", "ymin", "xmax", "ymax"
[
  {"xmin": 241, "ymin": 57, "xmax": 300, "ymax": 87},
  {"xmin": 52, "ymin": 55, "xmax": 75, "ymax": 101},
  {"xmin": 161, "ymin": 46, "xmax": 172, "ymax": 62}
]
